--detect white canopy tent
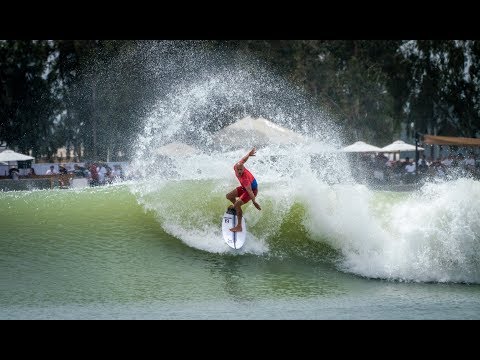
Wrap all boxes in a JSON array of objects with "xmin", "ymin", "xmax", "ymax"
[
  {"xmin": 380, "ymin": 140, "xmax": 424, "ymax": 161},
  {"xmin": 212, "ymin": 116, "xmax": 306, "ymax": 150},
  {"xmin": 0, "ymin": 149, "xmax": 35, "ymax": 162},
  {"xmin": 0, "ymin": 150, "xmax": 35, "ymax": 176},
  {"xmin": 341, "ymin": 141, "xmax": 383, "ymax": 153},
  {"xmin": 381, "ymin": 140, "xmax": 424, "ymax": 152},
  {"xmin": 155, "ymin": 142, "xmax": 200, "ymax": 157}
]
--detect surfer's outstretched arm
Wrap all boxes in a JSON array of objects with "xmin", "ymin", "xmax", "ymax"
[{"xmin": 238, "ymin": 147, "xmax": 256, "ymax": 165}]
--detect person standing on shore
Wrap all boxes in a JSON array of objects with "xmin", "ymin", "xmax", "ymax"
[
  {"xmin": 45, "ymin": 165, "xmax": 56, "ymax": 175},
  {"xmin": 89, "ymin": 162, "xmax": 99, "ymax": 186}
]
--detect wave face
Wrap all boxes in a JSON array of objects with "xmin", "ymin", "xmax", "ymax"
[{"xmin": 127, "ymin": 174, "xmax": 480, "ymax": 283}]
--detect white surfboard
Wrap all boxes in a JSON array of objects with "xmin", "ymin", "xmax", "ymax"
[{"xmin": 222, "ymin": 207, "xmax": 247, "ymax": 249}]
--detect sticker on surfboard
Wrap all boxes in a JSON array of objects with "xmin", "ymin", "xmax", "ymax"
[{"xmin": 222, "ymin": 207, "xmax": 246, "ymax": 249}]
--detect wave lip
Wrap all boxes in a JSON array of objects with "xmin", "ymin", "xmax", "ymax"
[{"xmin": 332, "ymin": 179, "xmax": 480, "ymax": 284}]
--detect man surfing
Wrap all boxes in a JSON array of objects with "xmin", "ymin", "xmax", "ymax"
[{"xmin": 226, "ymin": 147, "xmax": 262, "ymax": 232}]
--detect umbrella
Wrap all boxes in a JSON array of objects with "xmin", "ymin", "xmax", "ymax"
[
  {"xmin": 212, "ymin": 116, "xmax": 306, "ymax": 149},
  {"xmin": 341, "ymin": 141, "xmax": 382, "ymax": 153},
  {"xmin": 380, "ymin": 140, "xmax": 424, "ymax": 152},
  {"xmin": 0, "ymin": 149, "xmax": 34, "ymax": 162}
]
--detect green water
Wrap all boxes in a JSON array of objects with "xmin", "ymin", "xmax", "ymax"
[{"xmin": 1, "ymin": 184, "xmax": 480, "ymax": 319}]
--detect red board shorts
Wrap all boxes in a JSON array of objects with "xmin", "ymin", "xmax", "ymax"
[{"xmin": 236, "ymin": 186, "xmax": 258, "ymax": 204}]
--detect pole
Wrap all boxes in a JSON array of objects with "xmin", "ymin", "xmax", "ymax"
[{"xmin": 415, "ymin": 132, "xmax": 419, "ymax": 176}]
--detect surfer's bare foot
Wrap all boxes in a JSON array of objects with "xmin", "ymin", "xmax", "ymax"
[{"xmin": 230, "ymin": 226, "xmax": 242, "ymax": 232}]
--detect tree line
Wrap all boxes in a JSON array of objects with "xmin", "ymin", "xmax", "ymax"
[{"xmin": 1, "ymin": 40, "xmax": 479, "ymax": 162}]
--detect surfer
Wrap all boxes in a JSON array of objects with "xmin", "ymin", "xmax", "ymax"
[{"xmin": 226, "ymin": 147, "xmax": 261, "ymax": 232}]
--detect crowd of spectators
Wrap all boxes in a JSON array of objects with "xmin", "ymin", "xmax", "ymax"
[
  {"xmin": 355, "ymin": 152, "xmax": 479, "ymax": 185},
  {"xmin": 7, "ymin": 162, "xmax": 126, "ymax": 188},
  {"xmin": 55, "ymin": 162, "xmax": 125, "ymax": 187}
]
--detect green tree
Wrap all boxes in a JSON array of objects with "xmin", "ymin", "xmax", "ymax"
[
  {"xmin": 0, "ymin": 40, "xmax": 57, "ymax": 156},
  {"xmin": 403, "ymin": 40, "xmax": 480, "ymax": 138}
]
